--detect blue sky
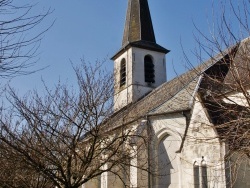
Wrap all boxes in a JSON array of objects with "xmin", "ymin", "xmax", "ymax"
[{"xmin": 8, "ymin": 0, "xmax": 244, "ymax": 95}]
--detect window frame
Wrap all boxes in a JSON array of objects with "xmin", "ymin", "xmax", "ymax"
[
  {"xmin": 193, "ymin": 158, "xmax": 208, "ymax": 188},
  {"xmin": 120, "ymin": 58, "xmax": 126, "ymax": 88},
  {"xmin": 144, "ymin": 55, "xmax": 155, "ymax": 84}
]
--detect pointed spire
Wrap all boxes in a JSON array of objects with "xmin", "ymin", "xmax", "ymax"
[
  {"xmin": 122, "ymin": 0, "xmax": 156, "ymax": 46},
  {"xmin": 112, "ymin": 0, "xmax": 169, "ymax": 60}
]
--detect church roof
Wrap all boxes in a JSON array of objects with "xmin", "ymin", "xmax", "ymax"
[
  {"xmin": 106, "ymin": 48, "xmax": 229, "ymax": 129},
  {"xmin": 109, "ymin": 9, "xmax": 249, "ymax": 131},
  {"xmin": 108, "ymin": 36, "xmax": 250, "ymax": 131},
  {"xmin": 198, "ymin": 38, "xmax": 250, "ymax": 136},
  {"xmin": 111, "ymin": 0, "xmax": 169, "ymax": 60},
  {"xmin": 148, "ymin": 78, "xmax": 201, "ymax": 115}
]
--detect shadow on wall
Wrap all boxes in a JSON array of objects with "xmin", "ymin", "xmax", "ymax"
[{"xmin": 157, "ymin": 135, "xmax": 179, "ymax": 188}]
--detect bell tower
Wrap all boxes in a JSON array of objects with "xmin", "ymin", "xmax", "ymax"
[{"xmin": 112, "ymin": 0, "xmax": 169, "ymax": 111}]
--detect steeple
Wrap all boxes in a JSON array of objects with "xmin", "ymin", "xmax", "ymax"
[
  {"xmin": 122, "ymin": 0, "xmax": 156, "ymax": 45},
  {"xmin": 112, "ymin": 0, "xmax": 169, "ymax": 60},
  {"xmin": 112, "ymin": 0, "xmax": 169, "ymax": 111}
]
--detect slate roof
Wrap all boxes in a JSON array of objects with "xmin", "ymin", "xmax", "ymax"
[
  {"xmin": 122, "ymin": 0, "xmax": 156, "ymax": 46},
  {"xmin": 223, "ymin": 37, "xmax": 250, "ymax": 86},
  {"xmin": 106, "ymin": 46, "xmax": 233, "ymax": 130},
  {"xmin": 110, "ymin": 34, "xmax": 250, "ymax": 133},
  {"xmin": 196, "ymin": 38, "xmax": 250, "ymax": 154},
  {"xmin": 148, "ymin": 78, "xmax": 201, "ymax": 115},
  {"xmin": 109, "ymin": 0, "xmax": 250, "ymax": 133},
  {"xmin": 198, "ymin": 38, "xmax": 250, "ymax": 139},
  {"xmin": 103, "ymin": 38, "xmax": 250, "ymax": 157},
  {"xmin": 111, "ymin": 0, "xmax": 169, "ymax": 60}
]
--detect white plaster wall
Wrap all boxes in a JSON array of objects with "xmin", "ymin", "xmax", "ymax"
[
  {"xmin": 114, "ymin": 86, "xmax": 133, "ymax": 111},
  {"xmin": 113, "ymin": 49, "xmax": 133, "ymax": 111},
  {"xmin": 151, "ymin": 114, "xmax": 187, "ymax": 141},
  {"xmin": 131, "ymin": 47, "xmax": 166, "ymax": 87},
  {"xmin": 150, "ymin": 114, "xmax": 187, "ymax": 188},
  {"xmin": 113, "ymin": 47, "xmax": 166, "ymax": 111},
  {"xmin": 223, "ymin": 91, "xmax": 250, "ymax": 188},
  {"xmin": 113, "ymin": 48, "xmax": 133, "ymax": 89},
  {"xmin": 182, "ymin": 98, "xmax": 227, "ymax": 188},
  {"xmin": 157, "ymin": 135, "xmax": 181, "ymax": 188},
  {"xmin": 149, "ymin": 98, "xmax": 227, "ymax": 188},
  {"xmin": 131, "ymin": 84, "xmax": 155, "ymax": 102},
  {"xmin": 84, "ymin": 177, "xmax": 100, "ymax": 188},
  {"xmin": 223, "ymin": 91, "xmax": 250, "ymax": 106}
]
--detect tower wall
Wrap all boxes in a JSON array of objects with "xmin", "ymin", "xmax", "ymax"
[{"xmin": 114, "ymin": 47, "xmax": 166, "ymax": 111}]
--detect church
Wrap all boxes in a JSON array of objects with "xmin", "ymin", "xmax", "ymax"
[{"xmin": 84, "ymin": 0, "xmax": 250, "ymax": 187}]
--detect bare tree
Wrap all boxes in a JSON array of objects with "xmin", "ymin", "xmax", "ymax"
[
  {"xmin": 0, "ymin": 145, "xmax": 54, "ymax": 188},
  {"xmin": 194, "ymin": 0, "xmax": 250, "ymax": 155},
  {"xmin": 0, "ymin": 61, "xmax": 148, "ymax": 188},
  {"xmin": 184, "ymin": 0, "xmax": 250, "ymax": 186},
  {"xmin": 0, "ymin": 0, "xmax": 51, "ymax": 78}
]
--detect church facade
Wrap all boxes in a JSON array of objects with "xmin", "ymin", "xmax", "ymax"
[{"xmin": 84, "ymin": 0, "xmax": 250, "ymax": 187}]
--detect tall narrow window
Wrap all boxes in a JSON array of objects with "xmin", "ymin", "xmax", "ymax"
[
  {"xmin": 201, "ymin": 159, "xmax": 208, "ymax": 188},
  {"xmin": 120, "ymin": 58, "xmax": 126, "ymax": 87},
  {"xmin": 144, "ymin": 55, "xmax": 155, "ymax": 83},
  {"xmin": 193, "ymin": 162, "xmax": 200, "ymax": 188},
  {"xmin": 193, "ymin": 157, "xmax": 208, "ymax": 188}
]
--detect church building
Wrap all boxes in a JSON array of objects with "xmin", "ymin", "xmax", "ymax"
[{"xmin": 84, "ymin": 0, "xmax": 250, "ymax": 187}]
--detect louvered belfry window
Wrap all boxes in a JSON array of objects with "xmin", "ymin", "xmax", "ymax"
[
  {"xmin": 120, "ymin": 58, "xmax": 126, "ymax": 87},
  {"xmin": 144, "ymin": 55, "xmax": 155, "ymax": 83}
]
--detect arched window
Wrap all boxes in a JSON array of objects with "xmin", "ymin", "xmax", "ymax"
[
  {"xmin": 201, "ymin": 158, "xmax": 208, "ymax": 188},
  {"xmin": 193, "ymin": 157, "xmax": 208, "ymax": 188},
  {"xmin": 120, "ymin": 58, "xmax": 126, "ymax": 87},
  {"xmin": 144, "ymin": 55, "xmax": 155, "ymax": 83}
]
